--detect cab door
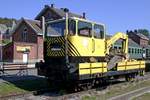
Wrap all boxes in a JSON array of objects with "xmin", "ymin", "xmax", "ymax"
[
  {"xmin": 92, "ymin": 24, "xmax": 105, "ymax": 57},
  {"xmin": 75, "ymin": 20, "xmax": 93, "ymax": 56}
]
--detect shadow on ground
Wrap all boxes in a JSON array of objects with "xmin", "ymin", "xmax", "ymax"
[
  {"xmin": 0, "ymin": 69, "xmax": 49, "ymax": 93},
  {"xmin": 0, "ymin": 69, "xmax": 126, "ymax": 97}
]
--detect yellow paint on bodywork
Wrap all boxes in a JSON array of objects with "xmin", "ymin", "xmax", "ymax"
[
  {"xmin": 79, "ymin": 62, "xmax": 107, "ymax": 75},
  {"xmin": 117, "ymin": 60, "xmax": 145, "ymax": 71},
  {"xmin": 68, "ymin": 36, "xmax": 105, "ymax": 57},
  {"xmin": 79, "ymin": 60, "xmax": 145, "ymax": 75},
  {"xmin": 79, "ymin": 63, "xmax": 91, "ymax": 75}
]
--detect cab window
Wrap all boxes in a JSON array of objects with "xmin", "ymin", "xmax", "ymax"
[
  {"xmin": 94, "ymin": 24, "xmax": 104, "ymax": 39},
  {"xmin": 78, "ymin": 21, "xmax": 92, "ymax": 37},
  {"xmin": 69, "ymin": 19, "xmax": 76, "ymax": 35},
  {"xmin": 46, "ymin": 20, "xmax": 65, "ymax": 36}
]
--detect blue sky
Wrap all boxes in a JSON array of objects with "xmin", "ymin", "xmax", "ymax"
[{"xmin": 0, "ymin": 0, "xmax": 149, "ymax": 34}]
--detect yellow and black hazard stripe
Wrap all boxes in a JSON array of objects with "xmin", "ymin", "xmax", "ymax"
[
  {"xmin": 68, "ymin": 40, "xmax": 81, "ymax": 56},
  {"xmin": 45, "ymin": 37, "xmax": 81, "ymax": 57},
  {"xmin": 46, "ymin": 37, "xmax": 65, "ymax": 44},
  {"xmin": 45, "ymin": 37, "xmax": 65, "ymax": 57}
]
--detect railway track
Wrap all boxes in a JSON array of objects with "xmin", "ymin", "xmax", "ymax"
[{"xmin": 1, "ymin": 72, "xmax": 150, "ymax": 100}]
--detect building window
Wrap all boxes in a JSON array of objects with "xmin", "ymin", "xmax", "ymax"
[{"xmin": 22, "ymin": 28, "xmax": 28, "ymax": 42}]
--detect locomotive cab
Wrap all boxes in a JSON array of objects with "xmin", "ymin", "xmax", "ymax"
[
  {"xmin": 45, "ymin": 17, "xmax": 106, "ymax": 60},
  {"xmin": 41, "ymin": 17, "xmax": 106, "ymax": 80}
]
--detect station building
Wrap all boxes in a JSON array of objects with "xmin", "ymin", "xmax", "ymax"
[{"xmin": 3, "ymin": 18, "xmax": 43, "ymax": 64}]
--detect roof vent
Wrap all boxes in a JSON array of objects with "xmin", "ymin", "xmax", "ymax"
[
  {"xmin": 63, "ymin": 8, "xmax": 69, "ymax": 12},
  {"xmin": 129, "ymin": 30, "xmax": 133, "ymax": 33},
  {"xmin": 44, "ymin": 5, "xmax": 49, "ymax": 8},
  {"xmin": 126, "ymin": 30, "xmax": 129, "ymax": 33},
  {"xmin": 134, "ymin": 29, "xmax": 138, "ymax": 33}
]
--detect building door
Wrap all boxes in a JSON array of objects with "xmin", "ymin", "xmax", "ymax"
[{"xmin": 23, "ymin": 53, "xmax": 28, "ymax": 63}]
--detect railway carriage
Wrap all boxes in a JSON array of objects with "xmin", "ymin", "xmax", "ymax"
[{"xmin": 113, "ymin": 39, "xmax": 144, "ymax": 59}]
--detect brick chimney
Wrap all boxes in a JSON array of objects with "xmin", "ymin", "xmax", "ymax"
[
  {"xmin": 51, "ymin": 4, "xmax": 54, "ymax": 8},
  {"xmin": 134, "ymin": 29, "xmax": 138, "ymax": 33}
]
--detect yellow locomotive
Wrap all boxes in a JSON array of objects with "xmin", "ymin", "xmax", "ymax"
[{"xmin": 37, "ymin": 12, "xmax": 145, "ymax": 90}]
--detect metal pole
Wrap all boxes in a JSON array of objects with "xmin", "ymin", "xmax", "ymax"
[
  {"xmin": 0, "ymin": 33, "xmax": 2, "ymax": 62},
  {"xmin": 0, "ymin": 33, "xmax": 3, "ymax": 73},
  {"xmin": 65, "ymin": 10, "xmax": 69, "ymax": 67},
  {"xmin": 42, "ymin": 16, "xmax": 45, "ymax": 62},
  {"xmin": 26, "ymin": 52, "xmax": 29, "ymax": 75},
  {"xmin": 42, "ymin": 16, "xmax": 45, "ymax": 41}
]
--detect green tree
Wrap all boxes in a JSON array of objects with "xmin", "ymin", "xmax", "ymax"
[
  {"xmin": 0, "ymin": 17, "xmax": 16, "ymax": 27},
  {"xmin": 138, "ymin": 29, "xmax": 150, "ymax": 37}
]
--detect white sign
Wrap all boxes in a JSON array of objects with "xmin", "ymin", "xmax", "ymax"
[{"xmin": 23, "ymin": 53, "xmax": 28, "ymax": 63}]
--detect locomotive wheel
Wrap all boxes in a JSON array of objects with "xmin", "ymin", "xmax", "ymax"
[
  {"xmin": 74, "ymin": 84, "xmax": 82, "ymax": 92},
  {"xmin": 81, "ymin": 83, "xmax": 92, "ymax": 91},
  {"xmin": 125, "ymin": 74, "xmax": 136, "ymax": 82},
  {"xmin": 125, "ymin": 75, "xmax": 131, "ymax": 81}
]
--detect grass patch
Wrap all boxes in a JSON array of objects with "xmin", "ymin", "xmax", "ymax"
[
  {"xmin": 107, "ymin": 80, "xmax": 150, "ymax": 97},
  {"xmin": 0, "ymin": 78, "xmax": 48, "ymax": 96},
  {"xmin": 0, "ymin": 82, "xmax": 26, "ymax": 96},
  {"xmin": 82, "ymin": 95, "xmax": 96, "ymax": 100},
  {"xmin": 132, "ymin": 92, "xmax": 150, "ymax": 100},
  {"xmin": 97, "ymin": 80, "xmax": 150, "ymax": 99}
]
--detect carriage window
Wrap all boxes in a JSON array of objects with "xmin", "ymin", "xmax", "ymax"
[
  {"xmin": 47, "ymin": 20, "xmax": 65, "ymax": 36},
  {"xmin": 132, "ymin": 48, "xmax": 134, "ymax": 53},
  {"xmin": 69, "ymin": 19, "xmax": 76, "ymax": 35},
  {"xmin": 140, "ymin": 49, "xmax": 141, "ymax": 53},
  {"xmin": 94, "ymin": 24, "xmax": 104, "ymax": 39},
  {"xmin": 114, "ymin": 46, "xmax": 117, "ymax": 49},
  {"xmin": 128, "ymin": 48, "xmax": 131, "ymax": 53},
  {"xmin": 138, "ymin": 49, "xmax": 139, "ymax": 53},
  {"xmin": 78, "ymin": 21, "xmax": 92, "ymax": 37},
  {"xmin": 135, "ymin": 48, "xmax": 137, "ymax": 54}
]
